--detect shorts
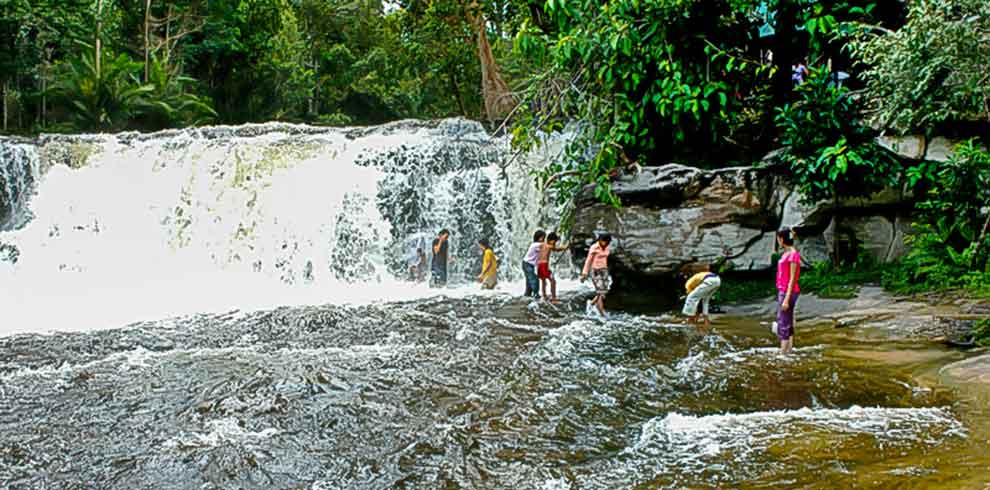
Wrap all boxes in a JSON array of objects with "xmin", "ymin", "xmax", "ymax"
[
  {"xmin": 430, "ymin": 268, "xmax": 447, "ymax": 288},
  {"xmin": 537, "ymin": 262, "xmax": 552, "ymax": 279},
  {"xmin": 776, "ymin": 291, "xmax": 799, "ymax": 340},
  {"xmin": 481, "ymin": 274, "xmax": 497, "ymax": 290},
  {"xmin": 591, "ymin": 269, "xmax": 610, "ymax": 295}
]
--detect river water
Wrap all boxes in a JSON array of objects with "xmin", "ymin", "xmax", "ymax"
[{"xmin": 1, "ymin": 120, "xmax": 989, "ymax": 488}]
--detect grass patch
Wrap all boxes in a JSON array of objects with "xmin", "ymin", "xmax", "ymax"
[
  {"xmin": 714, "ymin": 276, "xmax": 776, "ymax": 304},
  {"xmin": 713, "ymin": 256, "xmax": 889, "ymax": 304}
]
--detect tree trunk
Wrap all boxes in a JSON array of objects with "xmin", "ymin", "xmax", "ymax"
[
  {"xmin": 2, "ymin": 79, "xmax": 7, "ymax": 132},
  {"xmin": 164, "ymin": 4, "xmax": 171, "ymax": 66},
  {"xmin": 144, "ymin": 0, "xmax": 152, "ymax": 82},
  {"xmin": 973, "ymin": 210, "xmax": 990, "ymax": 269},
  {"xmin": 16, "ymin": 76, "xmax": 21, "ymax": 130},
  {"xmin": 831, "ymin": 194, "xmax": 840, "ymax": 268},
  {"xmin": 308, "ymin": 50, "xmax": 317, "ymax": 118},
  {"xmin": 469, "ymin": 10, "xmax": 515, "ymax": 124},
  {"xmin": 449, "ymin": 70, "xmax": 467, "ymax": 117},
  {"xmin": 41, "ymin": 64, "xmax": 47, "ymax": 129},
  {"xmin": 771, "ymin": 0, "xmax": 799, "ymax": 108},
  {"xmin": 96, "ymin": 0, "xmax": 104, "ymax": 80}
]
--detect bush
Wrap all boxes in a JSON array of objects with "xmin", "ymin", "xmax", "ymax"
[
  {"xmin": 775, "ymin": 67, "xmax": 900, "ymax": 204},
  {"xmin": 974, "ymin": 319, "xmax": 990, "ymax": 347},
  {"xmin": 850, "ymin": 0, "xmax": 990, "ymax": 133},
  {"xmin": 887, "ymin": 140, "xmax": 990, "ymax": 293}
]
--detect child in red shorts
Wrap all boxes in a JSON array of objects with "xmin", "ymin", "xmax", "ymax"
[{"xmin": 537, "ymin": 232, "xmax": 568, "ymax": 303}]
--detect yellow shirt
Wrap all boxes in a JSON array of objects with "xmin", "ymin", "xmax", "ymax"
[
  {"xmin": 685, "ymin": 272, "xmax": 711, "ymax": 293},
  {"xmin": 481, "ymin": 249, "xmax": 498, "ymax": 279}
]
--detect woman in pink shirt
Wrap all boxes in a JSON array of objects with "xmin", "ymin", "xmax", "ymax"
[
  {"xmin": 581, "ymin": 234, "xmax": 612, "ymax": 319},
  {"xmin": 775, "ymin": 228, "xmax": 801, "ymax": 354}
]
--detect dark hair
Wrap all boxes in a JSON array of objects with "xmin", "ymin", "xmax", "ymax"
[
  {"xmin": 439, "ymin": 229, "xmax": 450, "ymax": 236},
  {"xmin": 533, "ymin": 230, "xmax": 546, "ymax": 242},
  {"xmin": 597, "ymin": 233, "xmax": 612, "ymax": 245},
  {"xmin": 547, "ymin": 232, "xmax": 560, "ymax": 243},
  {"xmin": 478, "ymin": 239, "xmax": 491, "ymax": 249},
  {"xmin": 777, "ymin": 228, "xmax": 795, "ymax": 247}
]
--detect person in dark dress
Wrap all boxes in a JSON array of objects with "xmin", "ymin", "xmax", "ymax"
[{"xmin": 430, "ymin": 229, "xmax": 451, "ymax": 288}]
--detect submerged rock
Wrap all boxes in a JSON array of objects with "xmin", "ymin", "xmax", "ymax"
[{"xmin": 940, "ymin": 354, "xmax": 990, "ymax": 385}]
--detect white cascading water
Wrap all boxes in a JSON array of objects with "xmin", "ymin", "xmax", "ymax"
[{"xmin": 0, "ymin": 119, "xmax": 572, "ymax": 335}]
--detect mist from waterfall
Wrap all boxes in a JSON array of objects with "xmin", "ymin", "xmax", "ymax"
[{"xmin": 0, "ymin": 119, "xmax": 574, "ymax": 334}]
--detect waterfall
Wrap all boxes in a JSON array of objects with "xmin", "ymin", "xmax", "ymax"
[
  {"xmin": 0, "ymin": 119, "xmax": 569, "ymax": 334},
  {"xmin": 0, "ymin": 138, "xmax": 41, "ymax": 230}
]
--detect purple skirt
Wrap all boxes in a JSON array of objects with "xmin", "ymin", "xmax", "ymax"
[{"xmin": 776, "ymin": 292, "xmax": 799, "ymax": 340}]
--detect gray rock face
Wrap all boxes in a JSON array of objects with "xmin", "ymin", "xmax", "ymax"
[
  {"xmin": 877, "ymin": 135, "xmax": 926, "ymax": 160},
  {"xmin": 571, "ymin": 164, "xmax": 915, "ymax": 289}
]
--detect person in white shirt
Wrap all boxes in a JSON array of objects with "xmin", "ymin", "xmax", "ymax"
[{"xmin": 522, "ymin": 230, "xmax": 545, "ymax": 299}]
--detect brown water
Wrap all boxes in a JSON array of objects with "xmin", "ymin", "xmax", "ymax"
[{"xmin": 1, "ymin": 293, "xmax": 989, "ymax": 489}]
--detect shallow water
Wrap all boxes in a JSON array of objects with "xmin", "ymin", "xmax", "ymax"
[{"xmin": 2, "ymin": 291, "xmax": 988, "ymax": 489}]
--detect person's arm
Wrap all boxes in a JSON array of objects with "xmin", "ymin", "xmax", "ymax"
[
  {"xmin": 581, "ymin": 247, "xmax": 595, "ymax": 278},
  {"xmin": 782, "ymin": 256, "xmax": 798, "ymax": 311},
  {"xmin": 433, "ymin": 240, "xmax": 441, "ymax": 254}
]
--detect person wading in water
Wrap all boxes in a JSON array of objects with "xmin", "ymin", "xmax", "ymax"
[{"xmin": 431, "ymin": 229, "xmax": 451, "ymax": 288}]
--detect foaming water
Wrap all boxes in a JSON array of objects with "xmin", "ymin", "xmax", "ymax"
[
  {"xmin": 3, "ymin": 121, "xmax": 989, "ymax": 489},
  {"xmin": 0, "ymin": 120, "xmax": 574, "ymax": 335},
  {"xmin": 0, "ymin": 292, "xmax": 986, "ymax": 488}
]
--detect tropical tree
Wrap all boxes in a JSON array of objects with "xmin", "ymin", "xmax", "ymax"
[
  {"xmin": 49, "ymin": 43, "xmax": 153, "ymax": 131},
  {"xmin": 850, "ymin": 0, "xmax": 990, "ymax": 133}
]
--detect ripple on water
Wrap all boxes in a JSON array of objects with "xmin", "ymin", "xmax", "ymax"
[{"xmin": 588, "ymin": 405, "xmax": 967, "ymax": 488}]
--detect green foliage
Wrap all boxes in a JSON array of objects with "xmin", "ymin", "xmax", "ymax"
[
  {"xmin": 800, "ymin": 254, "xmax": 888, "ymax": 299},
  {"xmin": 1, "ymin": 0, "xmax": 530, "ymax": 132},
  {"xmin": 713, "ymin": 276, "xmax": 776, "ymax": 305},
  {"xmin": 973, "ymin": 319, "xmax": 990, "ymax": 347},
  {"xmin": 514, "ymin": 0, "xmax": 773, "ymax": 204},
  {"xmin": 49, "ymin": 44, "xmax": 154, "ymax": 131},
  {"xmin": 884, "ymin": 141, "xmax": 990, "ymax": 293},
  {"xmin": 849, "ymin": 0, "xmax": 990, "ymax": 133},
  {"xmin": 48, "ymin": 44, "xmax": 212, "ymax": 132},
  {"xmin": 775, "ymin": 68, "xmax": 900, "ymax": 203},
  {"xmin": 139, "ymin": 55, "xmax": 217, "ymax": 129},
  {"xmin": 512, "ymin": 0, "xmax": 891, "ymax": 206}
]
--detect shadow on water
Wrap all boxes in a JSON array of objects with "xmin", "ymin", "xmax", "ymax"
[{"xmin": 1, "ymin": 293, "xmax": 989, "ymax": 489}]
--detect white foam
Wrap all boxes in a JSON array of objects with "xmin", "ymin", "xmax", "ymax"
[
  {"xmin": 630, "ymin": 406, "xmax": 966, "ymax": 456},
  {"xmin": 163, "ymin": 417, "xmax": 279, "ymax": 450},
  {"xmin": 0, "ymin": 121, "xmax": 572, "ymax": 336}
]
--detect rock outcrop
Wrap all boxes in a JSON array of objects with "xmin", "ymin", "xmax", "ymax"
[{"xmin": 570, "ymin": 164, "xmax": 915, "ymax": 292}]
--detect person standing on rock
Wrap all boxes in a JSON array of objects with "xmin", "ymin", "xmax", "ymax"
[
  {"xmin": 431, "ymin": 229, "xmax": 451, "ymax": 288},
  {"xmin": 522, "ymin": 231, "xmax": 545, "ymax": 299},
  {"xmin": 775, "ymin": 228, "xmax": 801, "ymax": 354},
  {"xmin": 682, "ymin": 265, "xmax": 721, "ymax": 331},
  {"xmin": 581, "ymin": 233, "xmax": 612, "ymax": 319}
]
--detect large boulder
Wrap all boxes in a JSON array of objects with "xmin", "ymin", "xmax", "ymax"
[
  {"xmin": 570, "ymin": 163, "xmax": 917, "ymax": 293},
  {"xmin": 571, "ymin": 165, "xmax": 778, "ymax": 286},
  {"xmin": 876, "ymin": 135, "xmax": 926, "ymax": 160}
]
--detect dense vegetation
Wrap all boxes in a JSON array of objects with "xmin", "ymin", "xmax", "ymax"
[{"xmin": 0, "ymin": 0, "xmax": 532, "ymax": 132}]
